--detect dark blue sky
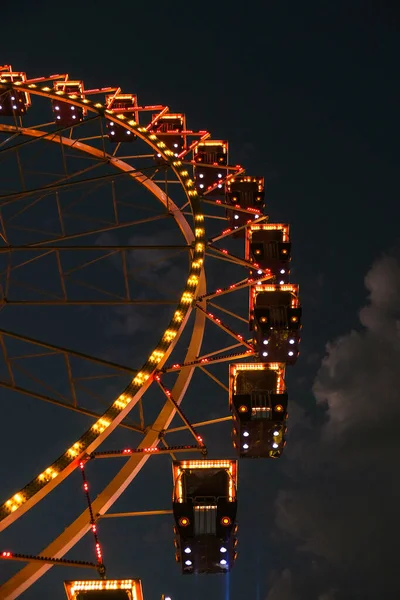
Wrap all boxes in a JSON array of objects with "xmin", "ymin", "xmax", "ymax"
[{"xmin": 0, "ymin": 1, "xmax": 399, "ymax": 599}]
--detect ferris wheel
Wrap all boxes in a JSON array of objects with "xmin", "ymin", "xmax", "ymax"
[{"xmin": 0, "ymin": 65, "xmax": 301, "ymax": 599}]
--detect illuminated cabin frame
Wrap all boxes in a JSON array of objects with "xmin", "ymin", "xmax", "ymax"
[
  {"xmin": 53, "ymin": 80, "xmax": 87, "ymax": 118},
  {"xmin": 193, "ymin": 140, "xmax": 228, "ymax": 164},
  {"xmin": 151, "ymin": 113, "xmax": 187, "ymax": 156},
  {"xmin": 245, "ymin": 223, "xmax": 291, "ymax": 280},
  {"xmin": 105, "ymin": 93, "xmax": 139, "ymax": 141},
  {"xmin": 245, "ymin": 223, "xmax": 290, "ymax": 256},
  {"xmin": 106, "ymin": 93, "xmax": 138, "ymax": 117},
  {"xmin": 64, "ymin": 579, "xmax": 143, "ymax": 600},
  {"xmin": 0, "ymin": 67, "xmax": 31, "ymax": 111},
  {"xmin": 229, "ymin": 363, "xmax": 288, "ymax": 458},
  {"xmin": 151, "ymin": 112, "xmax": 186, "ymax": 132},
  {"xmin": 229, "ymin": 362, "xmax": 286, "ymax": 408},
  {"xmin": 193, "ymin": 140, "xmax": 228, "ymax": 195},
  {"xmin": 250, "ymin": 283, "xmax": 300, "ymax": 321},
  {"xmin": 172, "ymin": 460, "xmax": 237, "ymax": 505},
  {"xmin": 226, "ymin": 175, "xmax": 265, "ymax": 206}
]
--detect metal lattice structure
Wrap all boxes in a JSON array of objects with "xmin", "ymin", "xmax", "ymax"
[{"xmin": 0, "ymin": 65, "xmax": 300, "ymax": 599}]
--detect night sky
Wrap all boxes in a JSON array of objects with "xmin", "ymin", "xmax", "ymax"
[{"xmin": 1, "ymin": 1, "xmax": 400, "ymax": 599}]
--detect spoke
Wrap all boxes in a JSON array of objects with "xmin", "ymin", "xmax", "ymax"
[
  {"xmin": 25, "ymin": 214, "xmax": 170, "ymax": 246},
  {"xmin": 0, "ymin": 381, "xmax": 144, "ymax": 433},
  {"xmin": 206, "ymin": 245, "xmax": 257, "ymax": 270},
  {"xmin": 199, "ymin": 341, "xmax": 244, "ymax": 358},
  {"xmin": 161, "ymin": 348, "xmax": 254, "ymax": 373},
  {"xmin": 155, "ymin": 378, "xmax": 206, "ymax": 450},
  {"xmin": 208, "ymin": 300, "xmax": 249, "ymax": 324},
  {"xmin": 167, "ymin": 416, "xmax": 232, "ymax": 434},
  {"xmin": 198, "ymin": 365, "xmax": 229, "ymax": 392},
  {"xmin": 209, "ymin": 214, "xmax": 268, "ymax": 243},
  {"xmin": 197, "ymin": 272, "xmax": 273, "ymax": 302},
  {"xmin": 0, "ymin": 115, "xmax": 102, "ymax": 160},
  {"xmin": 99, "ymin": 510, "xmax": 173, "ymax": 519},
  {"xmin": 1, "ymin": 299, "xmax": 179, "ymax": 305},
  {"xmin": 0, "ymin": 161, "xmax": 161, "ymax": 205},
  {"xmin": 92, "ymin": 444, "xmax": 201, "ymax": 459},
  {"xmin": 0, "ymin": 552, "xmax": 97, "ymax": 570},
  {"xmin": 196, "ymin": 304, "xmax": 253, "ymax": 350},
  {"xmin": 0, "ymin": 244, "xmax": 191, "ymax": 252},
  {"xmin": 0, "ymin": 327, "xmax": 138, "ymax": 374}
]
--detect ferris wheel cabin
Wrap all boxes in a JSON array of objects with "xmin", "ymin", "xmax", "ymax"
[
  {"xmin": 225, "ymin": 176, "xmax": 265, "ymax": 234},
  {"xmin": 0, "ymin": 67, "xmax": 31, "ymax": 116},
  {"xmin": 172, "ymin": 460, "xmax": 238, "ymax": 574},
  {"xmin": 106, "ymin": 93, "xmax": 138, "ymax": 142},
  {"xmin": 193, "ymin": 140, "xmax": 228, "ymax": 196},
  {"xmin": 52, "ymin": 80, "xmax": 86, "ymax": 127},
  {"xmin": 64, "ymin": 579, "xmax": 144, "ymax": 600},
  {"xmin": 251, "ymin": 284, "xmax": 301, "ymax": 365},
  {"xmin": 246, "ymin": 223, "xmax": 291, "ymax": 283},
  {"xmin": 151, "ymin": 113, "xmax": 186, "ymax": 159},
  {"xmin": 229, "ymin": 363, "xmax": 288, "ymax": 458}
]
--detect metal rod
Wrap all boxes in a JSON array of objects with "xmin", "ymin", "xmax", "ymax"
[
  {"xmin": 167, "ymin": 416, "xmax": 232, "ymax": 434},
  {"xmin": 99, "ymin": 510, "xmax": 173, "ymax": 519},
  {"xmin": 0, "ymin": 381, "xmax": 144, "ymax": 433}
]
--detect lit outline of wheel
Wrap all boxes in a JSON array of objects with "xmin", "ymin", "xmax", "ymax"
[{"xmin": 0, "ymin": 81, "xmax": 207, "ymax": 597}]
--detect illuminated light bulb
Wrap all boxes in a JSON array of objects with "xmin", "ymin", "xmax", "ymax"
[
  {"xmin": 70, "ymin": 106, "xmax": 75, "ymax": 111},
  {"xmin": 184, "ymin": 547, "xmax": 191, "ymax": 554},
  {"xmin": 56, "ymin": 115, "xmax": 61, "ymax": 120},
  {"xmin": 272, "ymin": 442, "xmax": 279, "ymax": 449},
  {"xmin": 234, "ymin": 214, "xmax": 239, "ymax": 220},
  {"xmin": 127, "ymin": 130, "xmax": 131, "ymax": 135},
  {"xmin": 255, "ymin": 214, "xmax": 260, "ymax": 218},
  {"xmin": 280, "ymin": 269, "xmax": 285, "ymax": 274},
  {"xmin": 157, "ymin": 153, "xmax": 162, "ymax": 157},
  {"xmin": 220, "ymin": 559, "xmax": 227, "ymax": 566},
  {"xmin": 288, "ymin": 351, "xmax": 294, "ymax": 356},
  {"xmin": 217, "ymin": 184, "xmax": 223, "ymax": 188},
  {"xmin": 239, "ymin": 405, "xmax": 248, "ymax": 413},
  {"xmin": 218, "ymin": 173, "xmax": 222, "ymax": 178},
  {"xmin": 289, "ymin": 339, "xmax": 295, "ymax": 344},
  {"xmin": 54, "ymin": 105, "xmax": 60, "ymax": 110},
  {"xmin": 262, "ymin": 351, "xmax": 268, "ymax": 357},
  {"xmin": 185, "ymin": 560, "xmax": 192, "ymax": 566},
  {"xmin": 243, "ymin": 443, "xmax": 249, "ymax": 449},
  {"xmin": 263, "ymin": 340, "xmax": 268, "ymax": 345},
  {"xmin": 110, "ymin": 131, "xmax": 115, "ymax": 135},
  {"xmin": 257, "ymin": 269, "xmax": 263, "ymax": 274},
  {"xmin": 199, "ymin": 184, "xmax": 204, "ymax": 188},
  {"xmin": 273, "ymin": 431, "xmax": 279, "ymax": 436},
  {"xmin": 199, "ymin": 173, "xmax": 204, "ymax": 178},
  {"xmin": 174, "ymin": 143, "xmax": 178, "ymax": 147},
  {"xmin": 220, "ymin": 546, "xmax": 227, "ymax": 553},
  {"xmin": 243, "ymin": 431, "xmax": 249, "ymax": 437}
]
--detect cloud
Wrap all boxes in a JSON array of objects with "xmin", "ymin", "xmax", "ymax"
[
  {"xmin": 265, "ymin": 569, "xmax": 296, "ymax": 600},
  {"xmin": 273, "ymin": 256, "xmax": 400, "ymax": 599}
]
